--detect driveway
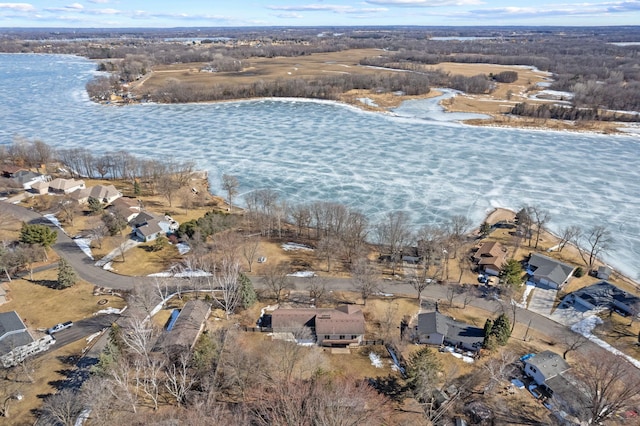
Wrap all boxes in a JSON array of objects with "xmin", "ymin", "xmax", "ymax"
[{"xmin": 526, "ymin": 282, "xmax": 557, "ymax": 317}]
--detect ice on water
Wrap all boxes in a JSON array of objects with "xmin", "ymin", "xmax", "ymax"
[{"xmin": 1, "ymin": 54, "xmax": 639, "ymax": 279}]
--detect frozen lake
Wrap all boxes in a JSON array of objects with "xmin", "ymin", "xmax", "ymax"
[{"xmin": 1, "ymin": 53, "xmax": 639, "ymax": 279}]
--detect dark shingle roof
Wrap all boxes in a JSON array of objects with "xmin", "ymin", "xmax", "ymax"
[
  {"xmin": 418, "ymin": 312, "xmax": 484, "ymax": 348},
  {"xmin": 528, "ymin": 253, "xmax": 574, "ymax": 286},
  {"xmin": 0, "ymin": 311, "xmax": 34, "ymax": 355},
  {"xmin": 571, "ymin": 281, "xmax": 640, "ymax": 315}
]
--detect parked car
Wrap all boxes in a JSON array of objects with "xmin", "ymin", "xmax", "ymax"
[
  {"xmin": 258, "ymin": 256, "xmax": 267, "ymax": 263},
  {"xmin": 47, "ymin": 321, "xmax": 73, "ymax": 335}
]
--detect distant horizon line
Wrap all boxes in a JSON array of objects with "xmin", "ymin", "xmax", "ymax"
[{"xmin": 2, "ymin": 24, "xmax": 640, "ymax": 31}]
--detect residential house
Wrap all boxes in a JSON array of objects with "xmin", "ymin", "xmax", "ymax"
[
  {"xmin": 155, "ymin": 300, "xmax": 211, "ymax": 352},
  {"xmin": 0, "ymin": 311, "xmax": 34, "ymax": 357},
  {"xmin": 566, "ymin": 281, "xmax": 640, "ymax": 317},
  {"xmin": 524, "ymin": 350, "xmax": 570, "ymax": 386},
  {"xmin": 526, "ymin": 253, "xmax": 575, "ymax": 289},
  {"xmin": 70, "ymin": 184, "xmax": 122, "ymax": 205},
  {"xmin": 11, "ymin": 170, "xmax": 49, "ymax": 190},
  {"xmin": 271, "ymin": 305, "xmax": 366, "ymax": 347},
  {"xmin": 130, "ymin": 212, "xmax": 171, "ymax": 242},
  {"xmin": 597, "ymin": 265, "xmax": 613, "ymax": 280},
  {"xmin": 472, "ymin": 241, "xmax": 508, "ymax": 276},
  {"xmin": 0, "ymin": 311, "xmax": 55, "ymax": 368},
  {"xmin": 108, "ymin": 197, "xmax": 141, "ymax": 222},
  {"xmin": 1, "ymin": 165, "xmax": 28, "ymax": 178},
  {"xmin": 30, "ymin": 180, "xmax": 50, "ymax": 195},
  {"xmin": 524, "ymin": 351, "xmax": 590, "ymax": 423},
  {"xmin": 416, "ymin": 311, "xmax": 484, "ymax": 352},
  {"xmin": 48, "ymin": 178, "xmax": 85, "ymax": 194}
]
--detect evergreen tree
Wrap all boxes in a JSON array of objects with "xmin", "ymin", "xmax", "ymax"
[
  {"xmin": 19, "ymin": 223, "xmax": 57, "ymax": 260},
  {"xmin": 406, "ymin": 346, "xmax": 442, "ymax": 403},
  {"xmin": 500, "ymin": 258, "xmax": 524, "ymax": 287},
  {"xmin": 87, "ymin": 196, "xmax": 104, "ymax": 214},
  {"xmin": 479, "ymin": 221, "xmax": 492, "ymax": 238},
  {"xmin": 239, "ymin": 273, "xmax": 258, "ymax": 309},
  {"xmin": 57, "ymin": 257, "xmax": 77, "ymax": 289},
  {"xmin": 492, "ymin": 313, "xmax": 512, "ymax": 346},
  {"xmin": 482, "ymin": 318, "xmax": 494, "ymax": 348}
]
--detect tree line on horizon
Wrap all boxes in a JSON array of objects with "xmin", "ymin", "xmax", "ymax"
[{"xmin": 3, "ymin": 26, "xmax": 638, "ymax": 116}]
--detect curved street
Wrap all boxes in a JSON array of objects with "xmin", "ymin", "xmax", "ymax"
[{"xmin": 0, "ymin": 200, "xmax": 606, "ymax": 348}]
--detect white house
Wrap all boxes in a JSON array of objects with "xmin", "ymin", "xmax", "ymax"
[
  {"xmin": 70, "ymin": 184, "xmax": 122, "ymax": 205},
  {"xmin": 524, "ymin": 350, "xmax": 570, "ymax": 386},
  {"xmin": 48, "ymin": 178, "xmax": 85, "ymax": 194}
]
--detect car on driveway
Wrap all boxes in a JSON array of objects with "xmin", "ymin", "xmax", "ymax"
[
  {"xmin": 258, "ymin": 256, "xmax": 267, "ymax": 263},
  {"xmin": 48, "ymin": 321, "xmax": 73, "ymax": 335}
]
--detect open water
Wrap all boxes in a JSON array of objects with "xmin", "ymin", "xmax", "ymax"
[{"xmin": 1, "ymin": 53, "xmax": 639, "ymax": 279}]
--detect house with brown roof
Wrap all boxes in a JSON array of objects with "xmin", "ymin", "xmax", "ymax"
[
  {"xmin": 48, "ymin": 178, "xmax": 85, "ymax": 194},
  {"xmin": 155, "ymin": 300, "xmax": 211, "ymax": 353},
  {"xmin": 271, "ymin": 305, "xmax": 366, "ymax": 347},
  {"xmin": 108, "ymin": 197, "xmax": 141, "ymax": 222},
  {"xmin": 472, "ymin": 241, "xmax": 508, "ymax": 276},
  {"xmin": 69, "ymin": 184, "xmax": 122, "ymax": 205}
]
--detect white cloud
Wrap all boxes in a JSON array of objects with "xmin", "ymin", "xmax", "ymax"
[
  {"xmin": 67, "ymin": 3, "xmax": 84, "ymax": 10},
  {"xmin": 274, "ymin": 12, "xmax": 304, "ymax": 19},
  {"xmin": 365, "ymin": 0, "xmax": 482, "ymax": 6},
  {"xmin": 88, "ymin": 0, "xmax": 110, "ymax": 3},
  {"xmin": 0, "ymin": 3, "xmax": 35, "ymax": 12},
  {"xmin": 267, "ymin": 3, "xmax": 387, "ymax": 14}
]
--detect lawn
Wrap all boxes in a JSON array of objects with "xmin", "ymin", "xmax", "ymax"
[{"xmin": 0, "ymin": 270, "xmax": 125, "ymax": 331}]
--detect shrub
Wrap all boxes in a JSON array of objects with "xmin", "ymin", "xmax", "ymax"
[{"xmin": 574, "ymin": 267, "xmax": 584, "ymax": 277}]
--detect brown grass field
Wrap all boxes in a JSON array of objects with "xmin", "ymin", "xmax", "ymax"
[{"xmin": 132, "ymin": 48, "xmax": 626, "ymax": 134}]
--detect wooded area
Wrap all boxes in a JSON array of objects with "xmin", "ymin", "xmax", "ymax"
[{"xmin": 2, "ymin": 26, "xmax": 638, "ymax": 119}]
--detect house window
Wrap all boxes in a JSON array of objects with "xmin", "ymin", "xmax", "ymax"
[
  {"xmin": 339, "ymin": 335, "xmax": 345, "ymax": 340},
  {"xmin": 531, "ymin": 367, "xmax": 537, "ymax": 373},
  {"xmin": 324, "ymin": 335, "xmax": 330, "ymax": 339},
  {"xmin": 351, "ymin": 335, "xmax": 357, "ymax": 339}
]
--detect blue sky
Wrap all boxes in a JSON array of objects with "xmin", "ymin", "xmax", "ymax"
[{"xmin": 1, "ymin": 1, "xmax": 639, "ymax": 27}]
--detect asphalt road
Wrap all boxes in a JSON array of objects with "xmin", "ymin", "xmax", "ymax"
[
  {"xmin": 0, "ymin": 200, "xmax": 600, "ymax": 349},
  {"xmin": 48, "ymin": 313, "xmax": 119, "ymax": 349}
]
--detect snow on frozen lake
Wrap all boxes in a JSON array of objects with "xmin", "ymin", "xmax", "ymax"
[{"xmin": 3, "ymin": 54, "xmax": 640, "ymax": 279}]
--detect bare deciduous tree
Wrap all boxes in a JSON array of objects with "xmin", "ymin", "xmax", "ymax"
[
  {"xmin": 351, "ymin": 258, "xmax": 380, "ymax": 306},
  {"xmin": 260, "ymin": 262, "xmax": 294, "ymax": 303},
  {"xmin": 40, "ymin": 389, "xmax": 84, "ymax": 426},
  {"xmin": 576, "ymin": 225, "xmax": 612, "ymax": 269},
  {"xmin": 558, "ymin": 224, "xmax": 581, "ymax": 252},
  {"xmin": 375, "ymin": 211, "xmax": 411, "ymax": 275},
  {"xmin": 221, "ymin": 174, "xmax": 239, "ymax": 212},
  {"xmin": 242, "ymin": 234, "xmax": 260, "ymax": 273},
  {"xmin": 164, "ymin": 353, "xmax": 195, "ymax": 407},
  {"xmin": 572, "ymin": 351, "xmax": 640, "ymax": 424}
]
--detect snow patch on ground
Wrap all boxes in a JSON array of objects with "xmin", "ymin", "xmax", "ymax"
[
  {"xmin": 44, "ymin": 213, "xmax": 94, "ymax": 259},
  {"xmin": 369, "ymin": 352, "xmax": 383, "ymax": 368},
  {"xmin": 148, "ymin": 269, "xmax": 212, "ymax": 278},
  {"xmin": 517, "ymin": 282, "xmax": 536, "ymax": 308},
  {"xmin": 357, "ymin": 97, "xmax": 378, "ymax": 107},
  {"xmin": 450, "ymin": 352, "xmax": 475, "ymax": 363},
  {"xmin": 281, "ymin": 242, "xmax": 314, "ymax": 251},
  {"xmin": 176, "ymin": 242, "xmax": 190, "ymax": 255},
  {"xmin": 571, "ymin": 315, "xmax": 640, "ymax": 369},
  {"xmin": 73, "ymin": 238, "xmax": 94, "ymax": 260},
  {"xmin": 287, "ymin": 271, "xmax": 316, "ymax": 277},
  {"xmin": 94, "ymin": 306, "xmax": 126, "ymax": 315}
]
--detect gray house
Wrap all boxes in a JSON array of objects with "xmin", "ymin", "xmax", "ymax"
[
  {"xmin": 567, "ymin": 281, "xmax": 640, "ymax": 317},
  {"xmin": 130, "ymin": 212, "xmax": 171, "ymax": 242},
  {"xmin": 416, "ymin": 311, "xmax": 484, "ymax": 352},
  {"xmin": 524, "ymin": 350, "xmax": 570, "ymax": 386},
  {"xmin": 526, "ymin": 253, "xmax": 575, "ymax": 289},
  {"xmin": 0, "ymin": 311, "xmax": 34, "ymax": 356}
]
